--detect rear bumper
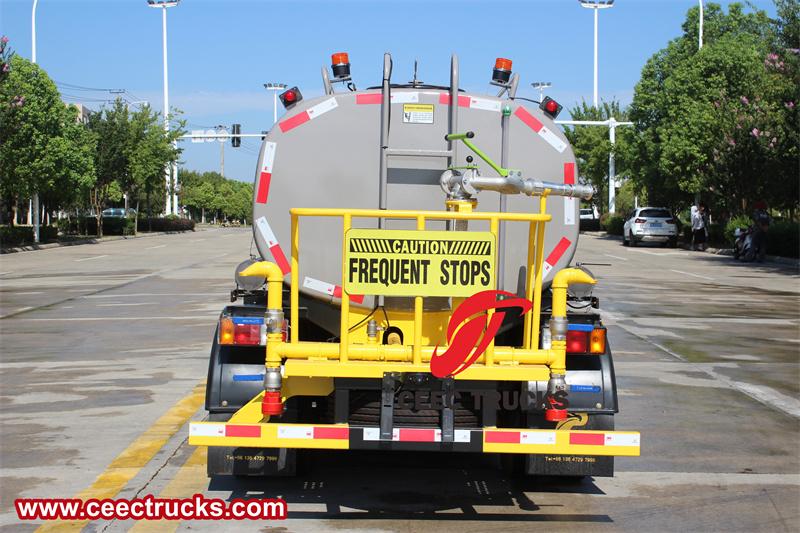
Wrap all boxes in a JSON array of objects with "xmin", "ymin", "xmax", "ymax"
[{"xmin": 189, "ymin": 421, "xmax": 640, "ymax": 457}]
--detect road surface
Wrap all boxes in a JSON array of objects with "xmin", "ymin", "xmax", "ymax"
[{"xmin": 1, "ymin": 228, "xmax": 798, "ymax": 532}]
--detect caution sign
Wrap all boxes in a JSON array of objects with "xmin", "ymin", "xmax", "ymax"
[
  {"xmin": 344, "ymin": 229, "xmax": 495, "ymax": 297},
  {"xmin": 403, "ymin": 103, "xmax": 434, "ymax": 124}
]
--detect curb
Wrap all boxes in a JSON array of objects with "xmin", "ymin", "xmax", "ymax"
[
  {"xmin": 580, "ymin": 231, "xmax": 798, "ymax": 268},
  {"xmin": 1, "ymin": 228, "xmax": 204, "ymax": 254}
]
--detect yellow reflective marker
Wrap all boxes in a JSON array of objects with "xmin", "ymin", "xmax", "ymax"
[
  {"xmin": 344, "ymin": 228, "xmax": 495, "ymax": 297},
  {"xmin": 36, "ymin": 382, "xmax": 206, "ymax": 532}
]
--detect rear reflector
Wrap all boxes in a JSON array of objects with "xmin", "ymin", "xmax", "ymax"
[
  {"xmin": 219, "ymin": 317, "xmax": 234, "ymax": 345},
  {"xmin": 590, "ymin": 328, "xmax": 606, "ymax": 354},
  {"xmin": 220, "ymin": 316, "xmax": 266, "ymax": 346}
]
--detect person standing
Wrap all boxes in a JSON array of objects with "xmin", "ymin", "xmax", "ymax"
[{"xmin": 691, "ymin": 204, "xmax": 707, "ymax": 251}]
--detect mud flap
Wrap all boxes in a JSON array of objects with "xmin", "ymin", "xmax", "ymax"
[
  {"xmin": 206, "ymin": 414, "xmax": 297, "ymax": 477},
  {"xmin": 524, "ymin": 413, "xmax": 614, "ymax": 477}
]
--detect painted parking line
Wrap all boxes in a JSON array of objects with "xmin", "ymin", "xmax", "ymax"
[
  {"xmin": 128, "ymin": 447, "xmax": 209, "ymax": 533},
  {"xmin": 35, "ymin": 382, "xmax": 206, "ymax": 532},
  {"xmin": 670, "ymin": 269, "xmax": 715, "ymax": 281},
  {"xmin": 629, "ymin": 249, "xmax": 688, "ymax": 256},
  {"xmin": 146, "ymin": 244, "xmax": 167, "ymax": 250},
  {"xmin": 96, "ymin": 302, "xmax": 158, "ymax": 307},
  {"xmin": 74, "ymin": 255, "xmax": 110, "ymax": 262},
  {"xmin": 604, "ymin": 253, "xmax": 629, "ymax": 261}
]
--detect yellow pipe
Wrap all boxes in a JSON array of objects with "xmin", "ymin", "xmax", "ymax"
[
  {"xmin": 522, "ymin": 220, "xmax": 536, "ymax": 349},
  {"xmin": 551, "ymin": 267, "xmax": 596, "ymax": 318},
  {"xmin": 413, "ymin": 215, "xmax": 425, "ymax": 365},
  {"xmin": 529, "ymin": 197, "xmax": 548, "ymax": 350},
  {"xmin": 290, "ymin": 213, "xmax": 299, "ymax": 344},
  {"xmin": 340, "ymin": 214, "xmax": 352, "ymax": 362},
  {"xmin": 274, "ymin": 341, "xmax": 561, "ymax": 366},
  {"xmin": 486, "ymin": 217, "xmax": 499, "ymax": 365},
  {"xmin": 292, "ymin": 206, "xmax": 550, "ymax": 223},
  {"xmin": 240, "ymin": 261, "xmax": 284, "ymax": 311}
]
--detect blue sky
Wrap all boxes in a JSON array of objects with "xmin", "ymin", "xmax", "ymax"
[{"xmin": 1, "ymin": 0, "xmax": 777, "ymax": 183}]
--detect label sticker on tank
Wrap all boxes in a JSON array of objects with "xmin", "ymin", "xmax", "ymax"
[
  {"xmin": 403, "ymin": 103, "xmax": 434, "ymax": 124},
  {"xmin": 344, "ymin": 229, "xmax": 495, "ymax": 297}
]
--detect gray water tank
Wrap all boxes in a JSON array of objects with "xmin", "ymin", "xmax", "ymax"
[{"xmin": 251, "ymin": 88, "xmax": 579, "ymax": 309}]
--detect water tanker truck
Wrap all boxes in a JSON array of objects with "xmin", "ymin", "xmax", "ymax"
[{"xmin": 189, "ymin": 53, "xmax": 640, "ymax": 478}]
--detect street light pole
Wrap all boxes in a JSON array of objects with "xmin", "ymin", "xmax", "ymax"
[
  {"xmin": 148, "ymin": 0, "xmax": 180, "ymax": 216},
  {"xmin": 31, "ymin": 0, "xmax": 40, "ymax": 241},
  {"xmin": 579, "ymin": 0, "xmax": 615, "ymax": 108},
  {"xmin": 698, "ymin": 0, "xmax": 704, "ymax": 49},
  {"xmin": 216, "ymin": 125, "xmax": 227, "ymax": 178},
  {"xmin": 264, "ymin": 83, "xmax": 287, "ymax": 126}
]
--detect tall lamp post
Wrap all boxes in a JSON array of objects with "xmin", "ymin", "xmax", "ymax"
[
  {"xmin": 147, "ymin": 0, "xmax": 180, "ymax": 216},
  {"xmin": 578, "ymin": 0, "xmax": 614, "ymax": 108},
  {"xmin": 30, "ymin": 0, "xmax": 40, "ymax": 241},
  {"xmin": 531, "ymin": 82, "xmax": 552, "ymax": 102},
  {"xmin": 698, "ymin": 0, "xmax": 704, "ymax": 49},
  {"xmin": 264, "ymin": 83, "xmax": 287, "ymax": 126}
]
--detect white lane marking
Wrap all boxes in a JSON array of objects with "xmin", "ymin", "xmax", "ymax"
[
  {"xmin": 96, "ymin": 302, "xmax": 157, "ymax": 307},
  {"xmin": 9, "ymin": 316, "xmax": 217, "ymax": 322},
  {"xmin": 74, "ymin": 255, "xmax": 109, "ymax": 262},
  {"xmin": 0, "ymin": 271, "xmax": 11, "ymax": 275},
  {"xmin": 190, "ymin": 239, "xmax": 205, "ymax": 243},
  {"xmin": 146, "ymin": 244, "xmax": 167, "ymax": 250},
  {"xmin": 83, "ymin": 292, "xmax": 221, "ymax": 298},
  {"xmin": 14, "ymin": 291, "xmax": 43, "ymax": 295},
  {"xmin": 604, "ymin": 253, "xmax": 628, "ymax": 261},
  {"xmin": 629, "ymin": 249, "xmax": 688, "ymax": 256},
  {"xmin": 0, "ymin": 306, "xmax": 33, "ymax": 318},
  {"xmin": 670, "ymin": 269, "xmax": 715, "ymax": 281}
]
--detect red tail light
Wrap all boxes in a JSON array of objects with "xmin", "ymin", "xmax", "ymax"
[
  {"xmin": 634, "ymin": 218, "xmax": 646, "ymax": 224},
  {"xmin": 540, "ymin": 96, "xmax": 563, "ymax": 119},
  {"xmin": 566, "ymin": 330, "xmax": 589, "ymax": 354},
  {"xmin": 234, "ymin": 324, "xmax": 261, "ymax": 345}
]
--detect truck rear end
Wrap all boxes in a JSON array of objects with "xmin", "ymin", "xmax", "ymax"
[{"xmin": 191, "ymin": 53, "xmax": 640, "ymax": 479}]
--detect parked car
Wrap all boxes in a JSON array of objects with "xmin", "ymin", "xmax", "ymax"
[
  {"xmin": 623, "ymin": 207, "xmax": 678, "ymax": 247},
  {"xmin": 101, "ymin": 208, "xmax": 137, "ymax": 218},
  {"xmin": 580, "ymin": 208, "xmax": 596, "ymax": 220}
]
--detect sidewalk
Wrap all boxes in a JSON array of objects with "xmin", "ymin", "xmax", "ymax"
[
  {"xmin": 0, "ymin": 228, "xmax": 202, "ymax": 254},
  {"xmin": 581, "ymin": 231, "xmax": 799, "ymax": 268}
]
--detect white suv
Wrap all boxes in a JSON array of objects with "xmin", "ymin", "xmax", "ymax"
[{"xmin": 623, "ymin": 207, "xmax": 678, "ymax": 247}]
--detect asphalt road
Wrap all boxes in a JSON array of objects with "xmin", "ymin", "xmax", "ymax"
[{"xmin": 0, "ymin": 228, "xmax": 798, "ymax": 532}]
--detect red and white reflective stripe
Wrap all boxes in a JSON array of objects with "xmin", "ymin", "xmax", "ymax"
[
  {"xmin": 439, "ymin": 93, "xmax": 501, "ymax": 112},
  {"xmin": 255, "ymin": 216, "xmax": 291, "ymax": 275},
  {"xmin": 362, "ymin": 427, "xmax": 472, "ymax": 443},
  {"xmin": 277, "ymin": 425, "xmax": 349, "ymax": 440},
  {"xmin": 542, "ymin": 237, "xmax": 572, "ymax": 278},
  {"xmin": 190, "ymin": 423, "xmax": 261, "ymax": 438},
  {"xmin": 513, "ymin": 106, "xmax": 567, "ymax": 153},
  {"xmin": 279, "ymin": 97, "xmax": 338, "ymax": 133},
  {"xmin": 484, "ymin": 430, "xmax": 556, "ymax": 445},
  {"xmin": 563, "ymin": 162, "xmax": 576, "ymax": 226},
  {"xmin": 255, "ymin": 142, "xmax": 277, "ymax": 204},
  {"xmin": 302, "ymin": 276, "xmax": 365, "ymax": 304},
  {"xmin": 356, "ymin": 92, "xmax": 420, "ymax": 105}
]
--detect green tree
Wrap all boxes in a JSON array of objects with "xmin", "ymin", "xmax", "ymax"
[
  {"xmin": 0, "ymin": 55, "xmax": 96, "ymax": 226},
  {"xmin": 628, "ymin": 2, "xmax": 798, "ymax": 216},
  {"xmin": 86, "ymin": 100, "xmax": 129, "ymax": 236},
  {"xmin": 562, "ymin": 100, "xmax": 630, "ymax": 215}
]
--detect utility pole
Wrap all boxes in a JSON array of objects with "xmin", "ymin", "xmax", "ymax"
[
  {"xmin": 216, "ymin": 125, "xmax": 227, "ymax": 177},
  {"xmin": 31, "ymin": 0, "xmax": 40, "ymax": 242}
]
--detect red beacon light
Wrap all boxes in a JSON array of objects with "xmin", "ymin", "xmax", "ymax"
[
  {"xmin": 539, "ymin": 96, "xmax": 563, "ymax": 119},
  {"xmin": 331, "ymin": 52, "xmax": 351, "ymax": 80},
  {"xmin": 279, "ymin": 86, "xmax": 303, "ymax": 109},
  {"xmin": 492, "ymin": 57, "xmax": 513, "ymax": 84}
]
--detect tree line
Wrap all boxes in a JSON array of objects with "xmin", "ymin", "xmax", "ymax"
[
  {"xmin": 179, "ymin": 170, "xmax": 253, "ymax": 224},
  {"xmin": 565, "ymin": 1, "xmax": 798, "ymax": 222}
]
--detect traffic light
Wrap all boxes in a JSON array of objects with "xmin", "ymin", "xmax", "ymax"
[{"xmin": 231, "ymin": 123, "xmax": 241, "ymax": 147}]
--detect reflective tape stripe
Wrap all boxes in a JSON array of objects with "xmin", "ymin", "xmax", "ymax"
[
  {"xmin": 485, "ymin": 431, "xmax": 520, "ymax": 444},
  {"xmin": 564, "ymin": 162, "xmax": 576, "ymax": 226},
  {"xmin": 356, "ymin": 93, "xmax": 422, "ymax": 105},
  {"xmin": 542, "ymin": 237, "xmax": 572, "ymax": 278},
  {"xmin": 189, "ymin": 423, "xmax": 224, "ymax": 437},
  {"xmin": 255, "ymin": 142, "xmax": 277, "ymax": 204},
  {"xmin": 569, "ymin": 432, "xmax": 605, "ymax": 446},
  {"xmin": 277, "ymin": 425, "xmax": 349, "ymax": 440},
  {"xmin": 398, "ymin": 428, "xmax": 437, "ymax": 442},
  {"xmin": 303, "ymin": 276, "xmax": 364, "ymax": 304},
  {"xmin": 514, "ymin": 106, "xmax": 567, "ymax": 153},
  {"xmin": 279, "ymin": 97, "xmax": 338, "ymax": 133},
  {"xmin": 356, "ymin": 93, "xmax": 382, "ymax": 105},
  {"xmin": 605, "ymin": 433, "xmax": 640, "ymax": 447},
  {"xmin": 255, "ymin": 217, "xmax": 290, "ymax": 275},
  {"xmin": 520, "ymin": 431, "xmax": 557, "ymax": 445},
  {"xmin": 439, "ymin": 93, "xmax": 500, "ymax": 112},
  {"xmin": 225, "ymin": 425, "xmax": 261, "ymax": 438}
]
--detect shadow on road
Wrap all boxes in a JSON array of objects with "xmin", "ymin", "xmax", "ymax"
[{"xmin": 207, "ymin": 450, "xmax": 612, "ymax": 523}]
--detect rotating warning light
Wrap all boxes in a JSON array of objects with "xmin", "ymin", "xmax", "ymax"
[
  {"xmin": 279, "ymin": 86, "xmax": 302, "ymax": 109},
  {"xmin": 540, "ymin": 96, "xmax": 562, "ymax": 119},
  {"xmin": 492, "ymin": 57, "xmax": 513, "ymax": 84},
  {"xmin": 331, "ymin": 52, "xmax": 351, "ymax": 80}
]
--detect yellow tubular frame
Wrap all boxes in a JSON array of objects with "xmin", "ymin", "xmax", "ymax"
[{"xmin": 243, "ymin": 203, "xmax": 596, "ymax": 381}]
